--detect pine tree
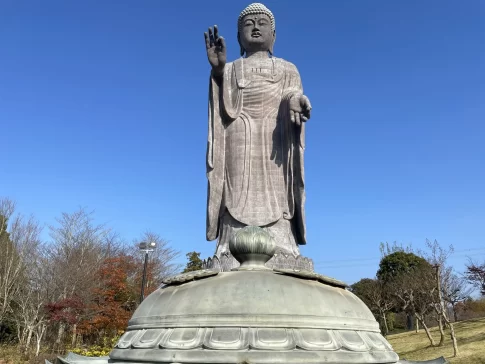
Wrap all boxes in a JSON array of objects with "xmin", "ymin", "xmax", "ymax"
[{"xmin": 182, "ymin": 252, "xmax": 203, "ymax": 273}]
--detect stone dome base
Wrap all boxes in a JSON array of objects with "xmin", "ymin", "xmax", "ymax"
[{"xmin": 110, "ymin": 326, "xmax": 398, "ymax": 363}]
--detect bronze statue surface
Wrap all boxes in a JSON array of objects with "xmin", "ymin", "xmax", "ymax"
[{"xmin": 204, "ymin": 3, "xmax": 312, "ymax": 266}]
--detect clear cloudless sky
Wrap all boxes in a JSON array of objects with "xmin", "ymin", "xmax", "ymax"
[{"xmin": 1, "ymin": 0, "xmax": 484, "ymax": 284}]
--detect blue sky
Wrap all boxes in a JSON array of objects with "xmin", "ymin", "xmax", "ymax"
[{"xmin": 1, "ymin": 0, "xmax": 484, "ymax": 284}]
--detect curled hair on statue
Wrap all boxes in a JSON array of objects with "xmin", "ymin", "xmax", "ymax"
[{"xmin": 238, "ymin": 3, "xmax": 275, "ymax": 32}]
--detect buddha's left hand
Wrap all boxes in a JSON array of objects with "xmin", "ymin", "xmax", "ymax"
[{"xmin": 289, "ymin": 94, "xmax": 312, "ymax": 126}]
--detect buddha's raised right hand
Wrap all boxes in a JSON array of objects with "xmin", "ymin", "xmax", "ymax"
[{"xmin": 204, "ymin": 25, "xmax": 226, "ymax": 78}]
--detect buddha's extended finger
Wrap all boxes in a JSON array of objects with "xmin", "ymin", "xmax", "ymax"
[
  {"xmin": 204, "ymin": 32, "xmax": 210, "ymax": 49},
  {"xmin": 208, "ymin": 27, "xmax": 214, "ymax": 46},
  {"xmin": 295, "ymin": 112, "xmax": 301, "ymax": 126},
  {"xmin": 218, "ymin": 36, "xmax": 226, "ymax": 50},
  {"xmin": 290, "ymin": 110, "xmax": 295, "ymax": 123},
  {"xmin": 301, "ymin": 95, "xmax": 312, "ymax": 110},
  {"xmin": 302, "ymin": 107, "xmax": 311, "ymax": 119}
]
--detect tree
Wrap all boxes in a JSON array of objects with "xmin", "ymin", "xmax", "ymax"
[
  {"xmin": 46, "ymin": 208, "xmax": 112, "ymax": 349},
  {"xmin": 390, "ymin": 260, "xmax": 437, "ymax": 346},
  {"xmin": 377, "ymin": 249, "xmax": 429, "ymax": 331},
  {"xmin": 379, "ymin": 241, "xmax": 413, "ymax": 256},
  {"xmin": 422, "ymin": 239, "xmax": 459, "ymax": 355},
  {"xmin": 0, "ymin": 198, "xmax": 18, "ymax": 324},
  {"xmin": 80, "ymin": 254, "xmax": 138, "ymax": 343},
  {"xmin": 377, "ymin": 250, "xmax": 440, "ymax": 345},
  {"xmin": 432, "ymin": 263, "xmax": 459, "ymax": 356},
  {"xmin": 465, "ymin": 260, "xmax": 485, "ymax": 296},
  {"xmin": 460, "ymin": 297, "xmax": 485, "ymax": 319},
  {"xmin": 182, "ymin": 252, "xmax": 203, "ymax": 273},
  {"xmin": 45, "ymin": 296, "xmax": 86, "ymax": 348},
  {"xmin": 0, "ymin": 199, "xmax": 54, "ymax": 357},
  {"xmin": 351, "ymin": 278, "xmax": 394, "ymax": 335},
  {"xmin": 442, "ymin": 272, "xmax": 473, "ymax": 322},
  {"xmin": 0, "ymin": 199, "xmax": 46, "ymax": 343},
  {"xmin": 421, "ymin": 239, "xmax": 451, "ymax": 346},
  {"xmin": 0, "ymin": 198, "xmax": 183, "ymax": 358},
  {"xmin": 377, "ymin": 251, "xmax": 428, "ymax": 283},
  {"xmin": 8, "ymin": 215, "xmax": 46, "ymax": 356}
]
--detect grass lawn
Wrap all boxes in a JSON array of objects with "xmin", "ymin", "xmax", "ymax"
[{"xmin": 387, "ymin": 317, "xmax": 485, "ymax": 364}]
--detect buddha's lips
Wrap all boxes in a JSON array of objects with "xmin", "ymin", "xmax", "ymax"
[{"xmin": 251, "ymin": 32, "xmax": 262, "ymax": 38}]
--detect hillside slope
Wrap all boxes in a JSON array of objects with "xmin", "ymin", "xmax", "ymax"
[{"xmin": 388, "ymin": 317, "xmax": 485, "ymax": 364}]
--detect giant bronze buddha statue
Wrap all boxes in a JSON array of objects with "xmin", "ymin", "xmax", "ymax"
[{"xmin": 204, "ymin": 3, "xmax": 312, "ymax": 267}]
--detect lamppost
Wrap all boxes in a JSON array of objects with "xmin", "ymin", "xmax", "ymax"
[{"xmin": 139, "ymin": 241, "xmax": 156, "ymax": 303}]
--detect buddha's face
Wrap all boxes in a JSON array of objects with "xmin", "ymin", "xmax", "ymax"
[{"xmin": 239, "ymin": 13, "xmax": 274, "ymax": 53}]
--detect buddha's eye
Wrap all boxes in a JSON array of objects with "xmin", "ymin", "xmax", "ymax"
[{"xmin": 244, "ymin": 19, "xmax": 254, "ymax": 27}]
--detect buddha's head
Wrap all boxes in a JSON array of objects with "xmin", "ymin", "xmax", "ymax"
[{"xmin": 238, "ymin": 3, "xmax": 276, "ymax": 56}]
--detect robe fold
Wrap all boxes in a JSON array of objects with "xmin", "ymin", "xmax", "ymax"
[{"xmin": 206, "ymin": 56, "xmax": 306, "ymax": 251}]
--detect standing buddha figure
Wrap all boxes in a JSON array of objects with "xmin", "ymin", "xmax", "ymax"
[{"xmin": 204, "ymin": 3, "xmax": 313, "ymax": 267}]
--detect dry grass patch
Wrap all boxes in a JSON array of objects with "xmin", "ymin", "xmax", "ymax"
[
  {"xmin": 387, "ymin": 317, "xmax": 485, "ymax": 364},
  {"xmin": 0, "ymin": 345, "xmax": 58, "ymax": 364}
]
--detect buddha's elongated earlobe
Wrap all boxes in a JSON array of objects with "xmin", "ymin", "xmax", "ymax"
[
  {"xmin": 237, "ymin": 32, "xmax": 245, "ymax": 57},
  {"xmin": 269, "ymin": 30, "xmax": 276, "ymax": 55}
]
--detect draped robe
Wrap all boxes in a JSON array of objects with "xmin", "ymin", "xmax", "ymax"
[{"xmin": 207, "ymin": 56, "xmax": 306, "ymax": 255}]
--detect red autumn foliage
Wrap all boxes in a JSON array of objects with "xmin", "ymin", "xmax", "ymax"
[
  {"xmin": 45, "ymin": 296, "xmax": 86, "ymax": 325},
  {"xmin": 44, "ymin": 250, "xmax": 165, "ymax": 342},
  {"xmin": 80, "ymin": 255, "xmax": 138, "ymax": 334}
]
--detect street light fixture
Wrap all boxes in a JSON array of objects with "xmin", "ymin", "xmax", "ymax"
[{"xmin": 139, "ymin": 241, "xmax": 157, "ymax": 303}]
